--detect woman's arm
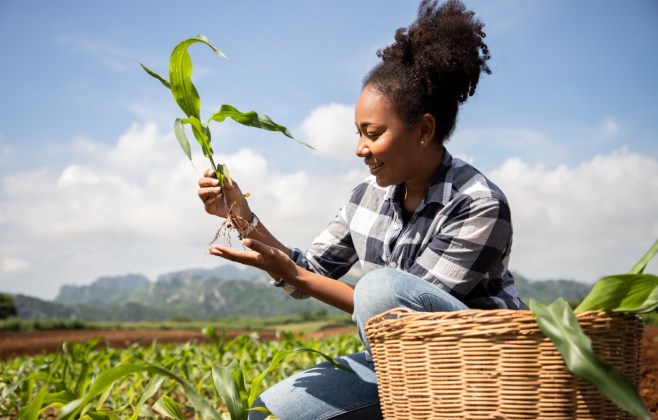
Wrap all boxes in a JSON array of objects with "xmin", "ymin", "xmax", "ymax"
[
  {"xmin": 209, "ymin": 239, "xmax": 355, "ymax": 313},
  {"xmin": 199, "ymin": 169, "xmax": 356, "ymax": 313}
]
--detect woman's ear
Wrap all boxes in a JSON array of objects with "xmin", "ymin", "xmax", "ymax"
[{"xmin": 419, "ymin": 113, "xmax": 436, "ymax": 145}]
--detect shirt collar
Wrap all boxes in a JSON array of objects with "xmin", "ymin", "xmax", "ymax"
[{"xmin": 386, "ymin": 148, "xmax": 454, "ymax": 208}]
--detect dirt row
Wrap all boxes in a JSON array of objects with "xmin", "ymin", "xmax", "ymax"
[{"xmin": 1, "ymin": 326, "xmax": 656, "ymax": 418}]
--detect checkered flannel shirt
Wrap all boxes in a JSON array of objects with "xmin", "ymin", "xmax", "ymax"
[{"xmin": 281, "ymin": 150, "xmax": 526, "ymax": 310}]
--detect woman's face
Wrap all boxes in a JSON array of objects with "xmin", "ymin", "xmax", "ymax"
[{"xmin": 354, "ymin": 84, "xmax": 422, "ymax": 187}]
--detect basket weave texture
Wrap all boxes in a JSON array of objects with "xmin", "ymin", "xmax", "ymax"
[{"xmin": 365, "ymin": 308, "xmax": 644, "ymax": 419}]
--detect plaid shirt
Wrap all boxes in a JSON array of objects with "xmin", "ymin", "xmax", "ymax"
[{"xmin": 284, "ymin": 150, "xmax": 526, "ymax": 310}]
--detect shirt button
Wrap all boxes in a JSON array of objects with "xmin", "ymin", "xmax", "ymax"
[{"xmin": 389, "ymin": 261, "xmax": 398, "ymax": 268}]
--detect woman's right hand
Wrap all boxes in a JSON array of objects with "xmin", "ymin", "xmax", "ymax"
[{"xmin": 197, "ymin": 169, "xmax": 251, "ymax": 220}]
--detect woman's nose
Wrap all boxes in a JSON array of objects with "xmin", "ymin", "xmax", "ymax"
[{"xmin": 356, "ymin": 139, "xmax": 370, "ymax": 157}]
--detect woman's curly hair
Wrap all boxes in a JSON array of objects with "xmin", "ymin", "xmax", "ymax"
[{"xmin": 364, "ymin": 0, "xmax": 491, "ymax": 145}]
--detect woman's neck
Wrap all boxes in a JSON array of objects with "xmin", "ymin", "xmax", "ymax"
[{"xmin": 402, "ymin": 146, "xmax": 444, "ymax": 212}]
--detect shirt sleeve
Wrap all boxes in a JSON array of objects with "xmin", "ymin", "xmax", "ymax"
[
  {"xmin": 279, "ymin": 206, "xmax": 359, "ymax": 300},
  {"xmin": 408, "ymin": 193, "xmax": 513, "ymax": 302}
]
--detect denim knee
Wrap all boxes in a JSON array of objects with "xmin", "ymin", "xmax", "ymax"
[{"xmin": 353, "ymin": 268, "xmax": 398, "ymax": 319}]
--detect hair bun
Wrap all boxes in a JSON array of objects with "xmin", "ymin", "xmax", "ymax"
[{"xmin": 378, "ymin": 0, "xmax": 491, "ymax": 103}]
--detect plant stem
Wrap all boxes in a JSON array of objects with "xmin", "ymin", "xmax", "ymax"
[{"xmin": 207, "ymin": 155, "xmax": 220, "ymax": 181}]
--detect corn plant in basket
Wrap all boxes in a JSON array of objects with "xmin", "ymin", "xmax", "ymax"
[
  {"xmin": 139, "ymin": 35, "xmax": 312, "ymax": 242},
  {"xmin": 530, "ymin": 238, "xmax": 658, "ymax": 419}
]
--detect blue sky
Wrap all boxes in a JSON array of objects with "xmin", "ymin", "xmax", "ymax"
[{"xmin": 1, "ymin": 1, "xmax": 657, "ymax": 300}]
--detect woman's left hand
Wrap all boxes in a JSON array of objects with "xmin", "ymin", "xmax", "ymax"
[{"xmin": 208, "ymin": 239, "xmax": 297, "ymax": 282}]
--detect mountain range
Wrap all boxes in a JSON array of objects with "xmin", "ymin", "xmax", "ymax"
[{"xmin": 11, "ymin": 266, "xmax": 591, "ymax": 322}]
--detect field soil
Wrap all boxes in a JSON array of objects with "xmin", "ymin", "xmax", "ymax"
[{"xmin": 1, "ymin": 325, "xmax": 656, "ymax": 418}]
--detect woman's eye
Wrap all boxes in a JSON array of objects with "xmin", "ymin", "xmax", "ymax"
[{"xmin": 355, "ymin": 130, "xmax": 379, "ymax": 140}]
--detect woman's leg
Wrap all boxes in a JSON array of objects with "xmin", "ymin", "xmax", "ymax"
[
  {"xmin": 352, "ymin": 267, "xmax": 468, "ymax": 352},
  {"xmin": 248, "ymin": 351, "xmax": 381, "ymax": 420},
  {"xmin": 250, "ymin": 268, "xmax": 466, "ymax": 419}
]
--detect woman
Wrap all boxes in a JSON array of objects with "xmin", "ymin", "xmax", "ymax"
[{"xmin": 198, "ymin": 1, "xmax": 526, "ymax": 418}]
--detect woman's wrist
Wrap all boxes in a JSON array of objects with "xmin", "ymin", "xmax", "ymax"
[{"xmin": 237, "ymin": 212, "xmax": 259, "ymax": 239}]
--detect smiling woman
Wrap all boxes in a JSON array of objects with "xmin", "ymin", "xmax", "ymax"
[{"xmin": 196, "ymin": 0, "xmax": 527, "ymax": 418}]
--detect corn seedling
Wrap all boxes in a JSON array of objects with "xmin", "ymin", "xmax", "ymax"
[
  {"xmin": 0, "ymin": 331, "xmax": 362, "ymax": 418},
  {"xmin": 530, "ymin": 238, "xmax": 658, "ymax": 419},
  {"xmin": 139, "ymin": 35, "xmax": 312, "ymax": 243}
]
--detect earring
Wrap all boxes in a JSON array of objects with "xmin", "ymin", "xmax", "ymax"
[{"xmin": 420, "ymin": 140, "xmax": 425, "ymax": 145}]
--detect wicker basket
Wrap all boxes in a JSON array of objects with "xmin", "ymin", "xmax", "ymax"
[{"xmin": 365, "ymin": 308, "xmax": 644, "ymax": 419}]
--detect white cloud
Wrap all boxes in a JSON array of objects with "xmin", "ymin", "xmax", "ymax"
[
  {"xmin": 299, "ymin": 103, "xmax": 356, "ymax": 161},
  {"xmin": 3, "ymin": 112, "xmax": 655, "ymax": 301},
  {"xmin": 1, "ymin": 257, "xmax": 30, "ymax": 274},
  {"xmin": 0, "ymin": 120, "xmax": 364, "ymax": 299},
  {"xmin": 490, "ymin": 149, "xmax": 658, "ymax": 283},
  {"xmin": 450, "ymin": 126, "xmax": 568, "ymax": 168}
]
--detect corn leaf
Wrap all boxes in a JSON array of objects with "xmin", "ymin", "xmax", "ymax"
[
  {"xmin": 153, "ymin": 395, "xmax": 185, "ymax": 420},
  {"xmin": 181, "ymin": 116, "xmax": 213, "ymax": 157},
  {"xmin": 169, "ymin": 35, "xmax": 225, "ymax": 120},
  {"xmin": 209, "ymin": 104, "xmax": 313, "ymax": 149},
  {"xmin": 173, "ymin": 118, "xmax": 193, "ymax": 162},
  {"xmin": 247, "ymin": 349, "xmax": 295, "ymax": 408},
  {"xmin": 212, "ymin": 361, "xmax": 245, "ymax": 420},
  {"xmin": 629, "ymin": 238, "xmax": 658, "ymax": 274},
  {"xmin": 59, "ymin": 364, "xmax": 220, "ymax": 420},
  {"xmin": 18, "ymin": 384, "xmax": 48, "ymax": 420},
  {"xmin": 129, "ymin": 374, "xmax": 166, "ymax": 420},
  {"xmin": 296, "ymin": 348, "xmax": 355, "ymax": 372},
  {"xmin": 529, "ymin": 298, "xmax": 649, "ymax": 419},
  {"xmin": 43, "ymin": 390, "xmax": 77, "ymax": 404},
  {"xmin": 138, "ymin": 62, "xmax": 171, "ymax": 89},
  {"xmin": 575, "ymin": 274, "xmax": 658, "ymax": 313},
  {"xmin": 85, "ymin": 410, "xmax": 122, "ymax": 420}
]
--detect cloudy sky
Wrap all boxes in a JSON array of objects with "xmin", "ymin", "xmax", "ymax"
[{"xmin": 1, "ymin": 1, "xmax": 657, "ymax": 300}]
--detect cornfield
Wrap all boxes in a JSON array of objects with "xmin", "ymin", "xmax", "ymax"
[{"xmin": 0, "ymin": 330, "xmax": 363, "ymax": 419}]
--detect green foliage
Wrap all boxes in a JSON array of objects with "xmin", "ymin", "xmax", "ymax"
[
  {"xmin": 0, "ymin": 332, "xmax": 363, "ymax": 418},
  {"xmin": 139, "ymin": 35, "xmax": 309, "ymax": 187},
  {"xmin": 530, "ymin": 299, "xmax": 649, "ymax": 419},
  {"xmin": 0, "ymin": 293, "xmax": 17, "ymax": 319},
  {"xmin": 16, "ymin": 267, "xmax": 346, "ymax": 322},
  {"xmin": 530, "ymin": 238, "xmax": 658, "ymax": 419}
]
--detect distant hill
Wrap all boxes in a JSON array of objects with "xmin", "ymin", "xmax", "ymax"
[
  {"xmin": 16, "ymin": 266, "xmax": 345, "ymax": 322},
  {"xmin": 10, "ymin": 266, "xmax": 591, "ymax": 322},
  {"xmin": 512, "ymin": 271, "xmax": 592, "ymax": 305}
]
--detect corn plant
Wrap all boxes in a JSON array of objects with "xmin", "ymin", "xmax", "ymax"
[
  {"xmin": 529, "ymin": 238, "xmax": 658, "ymax": 419},
  {"xmin": 139, "ymin": 35, "xmax": 312, "ymax": 240},
  {"xmin": 0, "ymin": 331, "xmax": 362, "ymax": 419}
]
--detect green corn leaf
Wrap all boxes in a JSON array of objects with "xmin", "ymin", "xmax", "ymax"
[
  {"xmin": 43, "ymin": 390, "xmax": 77, "ymax": 404},
  {"xmin": 629, "ymin": 238, "xmax": 658, "ymax": 274},
  {"xmin": 296, "ymin": 348, "xmax": 355, "ymax": 372},
  {"xmin": 217, "ymin": 163, "xmax": 232, "ymax": 186},
  {"xmin": 181, "ymin": 116, "xmax": 213, "ymax": 157},
  {"xmin": 247, "ymin": 349, "xmax": 295, "ymax": 408},
  {"xmin": 129, "ymin": 374, "xmax": 166, "ymax": 420},
  {"xmin": 212, "ymin": 361, "xmax": 245, "ymax": 420},
  {"xmin": 85, "ymin": 410, "xmax": 122, "ymax": 420},
  {"xmin": 138, "ymin": 62, "xmax": 171, "ymax": 89},
  {"xmin": 169, "ymin": 35, "xmax": 226, "ymax": 119},
  {"xmin": 59, "ymin": 364, "xmax": 220, "ymax": 420},
  {"xmin": 153, "ymin": 395, "xmax": 185, "ymax": 420},
  {"xmin": 209, "ymin": 104, "xmax": 314, "ymax": 149},
  {"xmin": 529, "ymin": 298, "xmax": 649, "ymax": 419},
  {"xmin": 18, "ymin": 384, "xmax": 48, "ymax": 420},
  {"xmin": 231, "ymin": 363, "xmax": 249, "ymax": 411},
  {"xmin": 575, "ymin": 274, "xmax": 658, "ymax": 313},
  {"xmin": 173, "ymin": 118, "xmax": 193, "ymax": 162}
]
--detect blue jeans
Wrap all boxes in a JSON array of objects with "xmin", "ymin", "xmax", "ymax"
[{"xmin": 248, "ymin": 268, "xmax": 469, "ymax": 420}]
